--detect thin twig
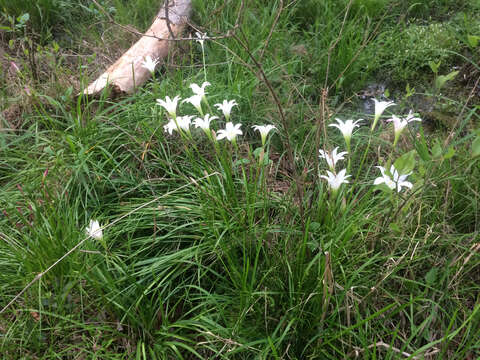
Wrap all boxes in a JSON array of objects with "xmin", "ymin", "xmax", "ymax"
[
  {"xmin": 91, "ymin": 0, "xmax": 234, "ymax": 42},
  {"xmin": 0, "ymin": 172, "xmax": 220, "ymax": 316},
  {"xmin": 232, "ymin": 30, "xmax": 305, "ymax": 222},
  {"xmin": 347, "ymin": 341, "xmax": 421, "ymax": 359},
  {"xmin": 164, "ymin": 0, "xmax": 176, "ymax": 40}
]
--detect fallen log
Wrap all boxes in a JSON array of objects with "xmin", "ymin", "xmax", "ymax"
[{"xmin": 84, "ymin": 0, "xmax": 192, "ymax": 96}]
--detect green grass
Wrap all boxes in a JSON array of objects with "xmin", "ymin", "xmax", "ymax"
[{"xmin": 1, "ymin": 0, "xmax": 480, "ymax": 358}]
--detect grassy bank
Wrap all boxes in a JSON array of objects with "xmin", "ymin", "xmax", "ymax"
[{"xmin": 1, "ymin": 0, "xmax": 479, "ymax": 358}]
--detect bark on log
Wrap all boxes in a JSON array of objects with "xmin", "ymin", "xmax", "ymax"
[{"xmin": 84, "ymin": 0, "xmax": 191, "ymax": 96}]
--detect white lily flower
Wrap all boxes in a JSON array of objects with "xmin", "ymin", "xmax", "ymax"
[
  {"xmin": 194, "ymin": 113, "xmax": 218, "ymax": 131},
  {"xmin": 329, "ymin": 118, "xmax": 362, "ymax": 151},
  {"xmin": 156, "ymin": 95, "xmax": 181, "ymax": 119},
  {"xmin": 195, "ymin": 31, "xmax": 208, "ymax": 47},
  {"xmin": 86, "ymin": 220, "xmax": 103, "ymax": 240},
  {"xmin": 163, "ymin": 115, "xmax": 194, "ymax": 135},
  {"xmin": 252, "ymin": 124, "xmax": 276, "ymax": 146},
  {"xmin": 190, "ymin": 81, "xmax": 211, "ymax": 101},
  {"xmin": 372, "ymin": 99, "xmax": 395, "ymax": 131},
  {"xmin": 163, "ymin": 119, "xmax": 177, "ymax": 135},
  {"xmin": 319, "ymin": 147, "xmax": 348, "ymax": 171},
  {"xmin": 320, "ymin": 169, "xmax": 351, "ymax": 192},
  {"xmin": 387, "ymin": 110, "xmax": 422, "ymax": 146},
  {"xmin": 141, "ymin": 55, "xmax": 159, "ymax": 74},
  {"xmin": 214, "ymin": 99, "xmax": 238, "ymax": 121},
  {"xmin": 373, "ymin": 165, "xmax": 413, "ymax": 193},
  {"xmin": 183, "ymin": 95, "xmax": 204, "ymax": 115},
  {"xmin": 216, "ymin": 122, "xmax": 243, "ymax": 143}
]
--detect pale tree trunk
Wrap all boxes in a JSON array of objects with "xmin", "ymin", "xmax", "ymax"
[{"xmin": 84, "ymin": 0, "xmax": 192, "ymax": 96}]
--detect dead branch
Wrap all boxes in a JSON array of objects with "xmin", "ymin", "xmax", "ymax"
[{"xmin": 84, "ymin": 0, "xmax": 191, "ymax": 96}]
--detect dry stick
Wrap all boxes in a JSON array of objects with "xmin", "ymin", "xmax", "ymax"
[
  {"xmin": 92, "ymin": 0, "xmax": 232, "ymax": 43},
  {"xmin": 317, "ymin": 252, "xmax": 333, "ymax": 345},
  {"xmin": 347, "ymin": 341, "xmax": 421, "ymax": 359},
  {"xmin": 164, "ymin": 0, "xmax": 176, "ymax": 40},
  {"xmin": 231, "ymin": 30, "xmax": 305, "ymax": 222},
  {"xmin": 448, "ymin": 241, "xmax": 480, "ymax": 289},
  {"xmin": 0, "ymin": 172, "xmax": 220, "ymax": 316}
]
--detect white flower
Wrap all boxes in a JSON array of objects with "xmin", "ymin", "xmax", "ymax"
[
  {"xmin": 319, "ymin": 147, "xmax": 348, "ymax": 171},
  {"xmin": 195, "ymin": 31, "xmax": 208, "ymax": 47},
  {"xmin": 183, "ymin": 95, "xmax": 204, "ymax": 115},
  {"xmin": 163, "ymin": 119, "xmax": 177, "ymax": 135},
  {"xmin": 387, "ymin": 110, "xmax": 422, "ymax": 146},
  {"xmin": 372, "ymin": 99, "xmax": 395, "ymax": 130},
  {"xmin": 163, "ymin": 115, "xmax": 194, "ymax": 135},
  {"xmin": 193, "ymin": 113, "xmax": 218, "ymax": 130},
  {"xmin": 373, "ymin": 165, "xmax": 413, "ymax": 193},
  {"xmin": 329, "ymin": 118, "xmax": 362, "ymax": 139},
  {"xmin": 320, "ymin": 169, "xmax": 351, "ymax": 191},
  {"xmin": 141, "ymin": 55, "xmax": 159, "ymax": 73},
  {"xmin": 216, "ymin": 122, "xmax": 243, "ymax": 142},
  {"xmin": 214, "ymin": 99, "xmax": 238, "ymax": 120},
  {"xmin": 190, "ymin": 81, "xmax": 211, "ymax": 100},
  {"xmin": 156, "ymin": 95, "xmax": 181, "ymax": 119},
  {"xmin": 329, "ymin": 118, "xmax": 362, "ymax": 151},
  {"xmin": 86, "ymin": 220, "xmax": 103, "ymax": 240},
  {"xmin": 176, "ymin": 115, "xmax": 194, "ymax": 132},
  {"xmin": 252, "ymin": 124, "xmax": 276, "ymax": 146}
]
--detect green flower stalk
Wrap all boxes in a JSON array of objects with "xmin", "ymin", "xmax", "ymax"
[{"xmin": 195, "ymin": 32, "xmax": 208, "ymax": 82}]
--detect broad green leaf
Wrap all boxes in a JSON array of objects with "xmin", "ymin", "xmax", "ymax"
[
  {"xmin": 425, "ymin": 268, "xmax": 438, "ymax": 286},
  {"xmin": 415, "ymin": 130, "xmax": 430, "ymax": 162},
  {"xmin": 431, "ymin": 142, "xmax": 442, "ymax": 158},
  {"xmin": 16, "ymin": 13, "xmax": 30, "ymax": 24},
  {"xmin": 435, "ymin": 71, "xmax": 459, "ymax": 90},
  {"xmin": 233, "ymin": 158, "xmax": 250, "ymax": 167},
  {"xmin": 389, "ymin": 222, "xmax": 401, "ymax": 234},
  {"xmin": 253, "ymin": 147, "xmax": 263, "ymax": 158},
  {"xmin": 394, "ymin": 150, "xmax": 416, "ymax": 174},
  {"xmin": 443, "ymin": 146, "xmax": 455, "ymax": 160},
  {"xmin": 472, "ymin": 136, "xmax": 480, "ymax": 157},
  {"xmin": 428, "ymin": 60, "xmax": 441, "ymax": 75},
  {"xmin": 467, "ymin": 35, "xmax": 480, "ymax": 48}
]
